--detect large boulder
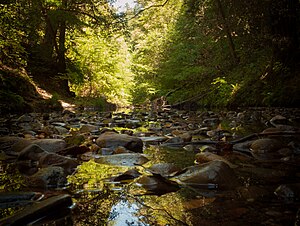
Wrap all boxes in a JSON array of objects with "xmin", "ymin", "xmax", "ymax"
[
  {"xmin": 172, "ymin": 160, "xmax": 239, "ymax": 189},
  {"xmin": 96, "ymin": 132, "xmax": 143, "ymax": 153}
]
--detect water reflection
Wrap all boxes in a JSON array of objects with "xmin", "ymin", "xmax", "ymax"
[{"xmin": 108, "ymin": 196, "xmax": 149, "ymax": 226}]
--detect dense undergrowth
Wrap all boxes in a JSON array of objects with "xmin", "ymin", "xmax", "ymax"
[{"xmin": 0, "ymin": 0, "xmax": 299, "ymax": 113}]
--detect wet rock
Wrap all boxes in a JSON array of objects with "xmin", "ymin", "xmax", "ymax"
[
  {"xmin": 195, "ymin": 152, "xmax": 237, "ymax": 168},
  {"xmin": 202, "ymin": 118, "xmax": 220, "ymax": 126},
  {"xmin": 54, "ymin": 126, "xmax": 69, "ymax": 135},
  {"xmin": 172, "ymin": 160, "xmax": 239, "ymax": 189},
  {"xmin": 96, "ymin": 132, "xmax": 143, "ymax": 153},
  {"xmin": 164, "ymin": 136, "xmax": 184, "ymax": 144},
  {"xmin": 238, "ymin": 167, "xmax": 286, "ymax": 183},
  {"xmin": 178, "ymin": 132, "xmax": 192, "ymax": 142},
  {"xmin": 270, "ymin": 115, "xmax": 289, "ymax": 126},
  {"xmin": 17, "ymin": 114, "xmax": 33, "ymax": 123},
  {"xmin": 113, "ymin": 169, "xmax": 142, "ymax": 182},
  {"xmin": 38, "ymin": 153, "xmax": 78, "ymax": 174},
  {"xmin": 183, "ymin": 144, "xmax": 197, "ymax": 152},
  {"xmin": 80, "ymin": 152, "xmax": 101, "ymax": 161},
  {"xmin": 79, "ymin": 124, "xmax": 98, "ymax": 133},
  {"xmin": 64, "ymin": 134, "xmax": 85, "ymax": 146},
  {"xmin": 18, "ymin": 144, "xmax": 44, "ymax": 161},
  {"xmin": 0, "ymin": 194, "xmax": 73, "ymax": 225},
  {"xmin": 98, "ymin": 147, "xmax": 114, "ymax": 155},
  {"xmin": 135, "ymin": 175, "xmax": 180, "ymax": 195},
  {"xmin": 31, "ymin": 139, "xmax": 67, "ymax": 153},
  {"xmin": 250, "ymin": 138, "xmax": 286, "ymax": 159},
  {"xmin": 274, "ymin": 183, "xmax": 300, "ymax": 202},
  {"xmin": 113, "ymin": 146, "xmax": 132, "ymax": 154},
  {"xmin": 147, "ymin": 163, "xmax": 181, "ymax": 177},
  {"xmin": 139, "ymin": 136, "xmax": 168, "ymax": 144},
  {"xmin": 0, "ymin": 192, "xmax": 43, "ymax": 208},
  {"xmin": 58, "ymin": 145, "xmax": 90, "ymax": 157},
  {"xmin": 125, "ymin": 119, "xmax": 141, "ymax": 128},
  {"xmin": 236, "ymin": 186, "xmax": 270, "ymax": 202},
  {"xmin": 27, "ymin": 166, "xmax": 67, "ymax": 188},
  {"xmin": 0, "ymin": 136, "xmax": 24, "ymax": 153},
  {"xmin": 94, "ymin": 153, "xmax": 149, "ymax": 166},
  {"xmin": 17, "ymin": 144, "xmax": 78, "ymax": 175}
]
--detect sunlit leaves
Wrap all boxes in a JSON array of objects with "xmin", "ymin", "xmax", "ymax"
[{"xmin": 67, "ymin": 28, "xmax": 134, "ymax": 105}]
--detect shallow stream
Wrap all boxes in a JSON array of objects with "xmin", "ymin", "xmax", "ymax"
[{"xmin": 0, "ymin": 107, "xmax": 300, "ymax": 225}]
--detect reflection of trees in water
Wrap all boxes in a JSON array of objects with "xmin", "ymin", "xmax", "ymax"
[
  {"xmin": 72, "ymin": 185, "xmax": 119, "ymax": 225},
  {"xmin": 0, "ymin": 163, "xmax": 26, "ymax": 219}
]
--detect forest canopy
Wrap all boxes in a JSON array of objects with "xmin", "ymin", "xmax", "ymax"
[{"xmin": 1, "ymin": 0, "xmax": 299, "ymax": 111}]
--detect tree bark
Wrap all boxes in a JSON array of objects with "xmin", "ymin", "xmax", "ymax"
[{"xmin": 215, "ymin": 0, "xmax": 239, "ymax": 64}]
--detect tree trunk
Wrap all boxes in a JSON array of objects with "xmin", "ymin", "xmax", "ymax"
[
  {"xmin": 57, "ymin": 0, "xmax": 67, "ymax": 73},
  {"xmin": 215, "ymin": 0, "xmax": 239, "ymax": 64},
  {"xmin": 43, "ymin": 15, "xmax": 58, "ymax": 63},
  {"xmin": 58, "ymin": 21, "xmax": 66, "ymax": 73}
]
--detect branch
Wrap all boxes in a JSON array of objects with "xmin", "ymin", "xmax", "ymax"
[{"xmin": 130, "ymin": 0, "xmax": 170, "ymax": 19}]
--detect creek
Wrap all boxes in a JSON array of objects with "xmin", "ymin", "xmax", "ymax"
[{"xmin": 0, "ymin": 107, "xmax": 299, "ymax": 225}]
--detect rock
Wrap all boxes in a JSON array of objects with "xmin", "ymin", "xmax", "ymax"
[
  {"xmin": 270, "ymin": 115, "xmax": 288, "ymax": 126},
  {"xmin": 113, "ymin": 169, "xmax": 142, "ymax": 182},
  {"xmin": 237, "ymin": 186, "xmax": 270, "ymax": 202},
  {"xmin": 64, "ymin": 135, "xmax": 85, "ymax": 146},
  {"xmin": 94, "ymin": 153, "xmax": 149, "ymax": 166},
  {"xmin": 17, "ymin": 114, "xmax": 33, "ymax": 123},
  {"xmin": 58, "ymin": 145, "xmax": 90, "ymax": 157},
  {"xmin": 32, "ymin": 139, "xmax": 67, "ymax": 153},
  {"xmin": 202, "ymin": 118, "xmax": 220, "ymax": 126},
  {"xmin": 79, "ymin": 124, "xmax": 98, "ymax": 133},
  {"xmin": 27, "ymin": 166, "xmax": 67, "ymax": 188},
  {"xmin": 17, "ymin": 144, "xmax": 78, "ymax": 175},
  {"xmin": 164, "ymin": 136, "xmax": 184, "ymax": 144},
  {"xmin": 274, "ymin": 183, "xmax": 300, "ymax": 202},
  {"xmin": 178, "ymin": 132, "xmax": 192, "ymax": 142},
  {"xmin": 172, "ymin": 160, "xmax": 239, "ymax": 189},
  {"xmin": 139, "ymin": 136, "xmax": 168, "ymax": 144},
  {"xmin": 18, "ymin": 144, "xmax": 45, "ymax": 161},
  {"xmin": 96, "ymin": 132, "xmax": 143, "ymax": 153},
  {"xmin": 113, "ymin": 146, "xmax": 132, "ymax": 154},
  {"xmin": 195, "ymin": 152, "xmax": 238, "ymax": 168},
  {"xmin": 147, "ymin": 163, "xmax": 181, "ymax": 177},
  {"xmin": 0, "ymin": 194, "xmax": 73, "ymax": 225},
  {"xmin": 125, "ymin": 119, "xmax": 141, "ymax": 128},
  {"xmin": 54, "ymin": 126, "xmax": 69, "ymax": 135},
  {"xmin": 0, "ymin": 136, "xmax": 24, "ymax": 153},
  {"xmin": 135, "ymin": 175, "xmax": 180, "ymax": 195},
  {"xmin": 183, "ymin": 144, "xmax": 197, "ymax": 152},
  {"xmin": 250, "ymin": 138, "xmax": 286, "ymax": 159},
  {"xmin": 0, "ymin": 192, "xmax": 43, "ymax": 209},
  {"xmin": 38, "ymin": 153, "xmax": 78, "ymax": 175},
  {"xmin": 238, "ymin": 167, "xmax": 286, "ymax": 183}
]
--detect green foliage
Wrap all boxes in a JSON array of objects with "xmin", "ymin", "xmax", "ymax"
[{"xmin": 68, "ymin": 28, "xmax": 134, "ymax": 106}]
